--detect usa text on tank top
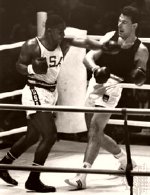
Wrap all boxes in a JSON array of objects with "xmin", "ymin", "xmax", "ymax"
[
  {"xmin": 28, "ymin": 37, "xmax": 64, "ymax": 87},
  {"xmin": 96, "ymin": 31, "xmax": 141, "ymax": 82}
]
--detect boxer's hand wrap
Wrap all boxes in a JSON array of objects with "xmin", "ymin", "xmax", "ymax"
[
  {"xmin": 28, "ymin": 64, "xmax": 35, "ymax": 75},
  {"xmin": 93, "ymin": 66, "xmax": 110, "ymax": 84},
  {"xmin": 32, "ymin": 57, "xmax": 48, "ymax": 74},
  {"xmin": 102, "ymin": 40, "xmax": 121, "ymax": 55},
  {"xmin": 130, "ymin": 67, "xmax": 146, "ymax": 86}
]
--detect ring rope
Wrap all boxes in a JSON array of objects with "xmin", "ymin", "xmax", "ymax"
[
  {"xmin": 108, "ymin": 119, "xmax": 150, "ymax": 127},
  {"xmin": 0, "ymin": 83, "xmax": 150, "ymax": 100},
  {"xmin": 119, "ymin": 83, "xmax": 150, "ymax": 90},
  {"xmin": 0, "ymin": 126, "xmax": 26, "ymax": 137},
  {"xmin": 0, "ymin": 36, "xmax": 150, "ymax": 51},
  {"xmin": 0, "ymin": 82, "xmax": 150, "ymax": 139},
  {"xmin": 0, "ymin": 41, "xmax": 25, "ymax": 51},
  {"xmin": 0, "ymin": 89, "xmax": 22, "ymax": 99},
  {"xmin": 0, "ymin": 103, "xmax": 150, "ymax": 115},
  {"xmin": 0, "ymin": 118, "xmax": 149, "ymax": 138},
  {"xmin": 0, "ymin": 164, "xmax": 149, "ymax": 176}
]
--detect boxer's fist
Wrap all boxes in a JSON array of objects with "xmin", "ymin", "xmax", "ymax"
[
  {"xmin": 102, "ymin": 40, "xmax": 121, "ymax": 55},
  {"xmin": 94, "ymin": 67, "xmax": 110, "ymax": 84},
  {"xmin": 130, "ymin": 67, "xmax": 146, "ymax": 86},
  {"xmin": 32, "ymin": 57, "xmax": 48, "ymax": 74}
]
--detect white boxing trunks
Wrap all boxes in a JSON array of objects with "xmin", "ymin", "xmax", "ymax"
[
  {"xmin": 85, "ymin": 74, "xmax": 123, "ymax": 108},
  {"xmin": 22, "ymin": 85, "xmax": 58, "ymax": 118}
]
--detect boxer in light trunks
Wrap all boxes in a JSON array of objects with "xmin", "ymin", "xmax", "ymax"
[
  {"xmin": 65, "ymin": 6, "xmax": 149, "ymax": 189},
  {"xmin": 0, "ymin": 14, "xmax": 121, "ymax": 192}
]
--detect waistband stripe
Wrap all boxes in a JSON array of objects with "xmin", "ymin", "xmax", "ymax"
[{"xmin": 27, "ymin": 81, "xmax": 56, "ymax": 92}]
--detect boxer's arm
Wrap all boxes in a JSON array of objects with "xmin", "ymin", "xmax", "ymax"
[
  {"xmin": 130, "ymin": 43, "xmax": 149, "ymax": 85},
  {"xmin": 83, "ymin": 50, "xmax": 110, "ymax": 83},
  {"xmin": 64, "ymin": 31, "xmax": 120, "ymax": 51},
  {"xmin": 16, "ymin": 39, "xmax": 39, "ymax": 75},
  {"xmin": 64, "ymin": 36, "xmax": 103, "ymax": 50},
  {"xmin": 83, "ymin": 50, "xmax": 102, "ymax": 72},
  {"xmin": 16, "ymin": 40, "xmax": 34, "ymax": 75},
  {"xmin": 134, "ymin": 43, "xmax": 149, "ymax": 72}
]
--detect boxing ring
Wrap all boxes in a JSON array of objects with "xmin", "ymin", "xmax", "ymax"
[
  {"xmin": 0, "ymin": 20, "xmax": 150, "ymax": 194},
  {"xmin": 1, "ymin": 94, "xmax": 150, "ymax": 195}
]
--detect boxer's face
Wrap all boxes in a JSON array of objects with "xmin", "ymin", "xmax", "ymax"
[
  {"xmin": 118, "ymin": 14, "xmax": 137, "ymax": 40},
  {"xmin": 47, "ymin": 23, "xmax": 66, "ymax": 45}
]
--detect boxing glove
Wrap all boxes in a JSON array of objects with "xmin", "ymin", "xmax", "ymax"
[
  {"xmin": 102, "ymin": 40, "xmax": 121, "ymax": 55},
  {"xmin": 32, "ymin": 57, "xmax": 48, "ymax": 74},
  {"xmin": 130, "ymin": 67, "xmax": 146, "ymax": 86},
  {"xmin": 94, "ymin": 67, "xmax": 110, "ymax": 84}
]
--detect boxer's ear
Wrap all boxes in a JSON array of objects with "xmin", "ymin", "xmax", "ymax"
[{"xmin": 132, "ymin": 23, "xmax": 138, "ymax": 31}]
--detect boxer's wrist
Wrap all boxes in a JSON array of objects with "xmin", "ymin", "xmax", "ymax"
[
  {"xmin": 27, "ymin": 64, "xmax": 35, "ymax": 75},
  {"xmin": 92, "ymin": 65, "xmax": 99, "ymax": 73}
]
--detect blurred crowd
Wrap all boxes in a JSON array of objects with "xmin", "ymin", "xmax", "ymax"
[
  {"xmin": 0, "ymin": 0, "xmax": 150, "ymax": 144},
  {"xmin": 0, "ymin": 0, "xmax": 150, "ymax": 43}
]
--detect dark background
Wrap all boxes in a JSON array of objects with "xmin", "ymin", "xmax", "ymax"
[{"xmin": 0, "ymin": 0, "xmax": 150, "ymax": 147}]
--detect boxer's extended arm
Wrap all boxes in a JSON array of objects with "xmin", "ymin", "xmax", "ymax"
[
  {"xmin": 65, "ymin": 36, "xmax": 103, "ymax": 50},
  {"xmin": 65, "ymin": 33, "xmax": 121, "ymax": 52}
]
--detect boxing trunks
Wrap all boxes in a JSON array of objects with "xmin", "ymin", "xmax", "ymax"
[
  {"xmin": 85, "ymin": 74, "xmax": 123, "ymax": 108},
  {"xmin": 22, "ymin": 84, "xmax": 58, "ymax": 118}
]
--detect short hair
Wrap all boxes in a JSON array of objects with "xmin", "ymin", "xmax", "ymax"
[
  {"xmin": 121, "ymin": 6, "xmax": 140, "ymax": 24},
  {"xmin": 45, "ymin": 14, "xmax": 65, "ymax": 29}
]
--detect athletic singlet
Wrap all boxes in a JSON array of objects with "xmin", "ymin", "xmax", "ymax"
[
  {"xmin": 96, "ymin": 31, "xmax": 141, "ymax": 82},
  {"xmin": 27, "ymin": 37, "xmax": 64, "ymax": 89}
]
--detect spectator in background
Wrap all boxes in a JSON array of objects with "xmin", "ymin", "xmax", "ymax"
[
  {"xmin": 49, "ymin": 0, "xmax": 97, "ymax": 34},
  {"xmin": 135, "ymin": 89, "xmax": 150, "ymax": 109},
  {"xmin": 93, "ymin": 11, "xmax": 118, "ymax": 35},
  {"xmin": 129, "ymin": 0, "xmax": 150, "ymax": 37},
  {"xmin": 9, "ymin": 3, "xmax": 36, "ymax": 43},
  {"xmin": 134, "ymin": 89, "xmax": 150, "ymax": 134},
  {"xmin": 0, "ymin": 0, "xmax": 7, "ymax": 44}
]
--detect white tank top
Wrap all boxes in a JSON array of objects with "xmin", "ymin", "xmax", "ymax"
[{"xmin": 28, "ymin": 37, "xmax": 64, "ymax": 88}]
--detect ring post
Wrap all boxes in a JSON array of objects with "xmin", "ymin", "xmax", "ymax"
[
  {"xmin": 122, "ymin": 108, "xmax": 133, "ymax": 195},
  {"xmin": 37, "ymin": 12, "xmax": 47, "ymax": 37}
]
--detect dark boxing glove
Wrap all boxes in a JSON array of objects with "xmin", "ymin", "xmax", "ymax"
[
  {"xmin": 94, "ymin": 66, "xmax": 110, "ymax": 84},
  {"xmin": 32, "ymin": 57, "xmax": 48, "ymax": 74},
  {"xmin": 130, "ymin": 67, "xmax": 146, "ymax": 86},
  {"xmin": 102, "ymin": 40, "xmax": 121, "ymax": 55}
]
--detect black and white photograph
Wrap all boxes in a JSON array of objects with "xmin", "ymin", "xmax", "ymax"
[{"xmin": 0, "ymin": 0, "xmax": 150, "ymax": 194}]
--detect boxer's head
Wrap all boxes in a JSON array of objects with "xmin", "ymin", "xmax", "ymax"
[
  {"xmin": 45, "ymin": 14, "xmax": 66, "ymax": 45},
  {"xmin": 121, "ymin": 6, "xmax": 140, "ymax": 24},
  {"xmin": 118, "ymin": 6, "xmax": 140, "ymax": 39}
]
